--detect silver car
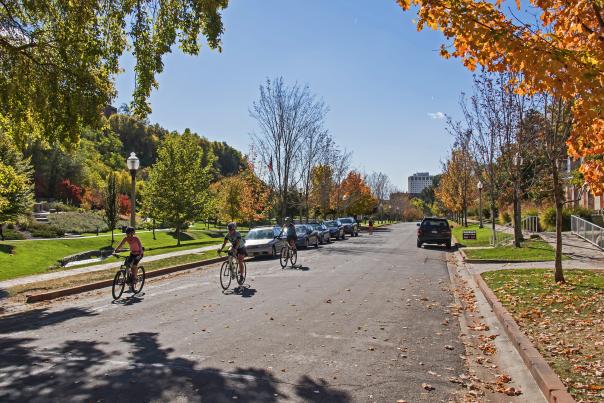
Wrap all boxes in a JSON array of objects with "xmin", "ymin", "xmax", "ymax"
[{"xmin": 244, "ymin": 226, "xmax": 284, "ymax": 257}]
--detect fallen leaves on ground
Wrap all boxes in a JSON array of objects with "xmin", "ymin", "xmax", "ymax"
[{"xmin": 484, "ymin": 269, "xmax": 604, "ymax": 402}]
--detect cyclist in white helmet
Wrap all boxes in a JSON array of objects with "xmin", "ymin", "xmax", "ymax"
[{"xmin": 218, "ymin": 222, "xmax": 247, "ymax": 283}]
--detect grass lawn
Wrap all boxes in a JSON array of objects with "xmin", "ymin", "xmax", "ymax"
[
  {"xmin": 0, "ymin": 229, "xmax": 229, "ymax": 281},
  {"xmin": 7, "ymin": 251, "xmax": 220, "ymax": 298},
  {"xmin": 483, "ymin": 269, "xmax": 604, "ymax": 402},
  {"xmin": 463, "ymin": 239, "xmax": 564, "ymax": 261},
  {"xmin": 450, "ymin": 223, "xmax": 507, "ymax": 247}
]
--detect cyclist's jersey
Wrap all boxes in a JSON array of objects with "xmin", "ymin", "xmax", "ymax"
[
  {"xmin": 225, "ymin": 231, "xmax": 245, "ymax": 249},
  {"xmin": 283, "ymin": 223, "xmax": 297, "ymax": 239},
  {"xmin": 117, "ymin": 236, "xmax": 143, "ymax": 255}
]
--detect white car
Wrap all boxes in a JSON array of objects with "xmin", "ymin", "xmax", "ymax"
[{"xmin": 244, "ymin": 227, "xmax": 285, "ymax": 257}]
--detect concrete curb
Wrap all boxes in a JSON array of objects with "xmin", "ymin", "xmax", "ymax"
[
  {"xmin": 25, "ymin": 256, "xmax": 226, "ymax": 303},
  {"xmin": 474, "ymin": 272, "xmax": 576, "ymax": 403}
]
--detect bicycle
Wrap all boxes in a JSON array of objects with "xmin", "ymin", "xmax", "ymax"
[
  {"xmin": 279, "ymin": 241, "xmax": 297, "ymax": 268},
  {"xmin": 218, "ymin": 249, "xmax": 246, "ymax": 290},
  {"xmin": 111, "ymin": 253, "xmax": 146, "ymax": 300}
]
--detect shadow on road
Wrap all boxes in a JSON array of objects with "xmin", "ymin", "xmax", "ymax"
[
  {"xmin": 223, "ymin": 285, "xmax": 258, "ymax": 298},
  {"xmin": 111, "ymin": 294, "xmax": 145, "ymax": 306},
  {"xmin": 0, "ymin": 307, "xmax": 97, "ymax": 334},
  {"xmin": 0, "ymin": 332, "xmax": 352, "ymax": 402}
]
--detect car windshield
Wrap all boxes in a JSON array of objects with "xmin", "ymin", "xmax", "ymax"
[
  {"xmin": 339, "ymin": 218, "xmax": 353, "ymax": 224},
  {"xmin": 245, "ymin": 229, "xmax": 274, "ymax": 240},
  {"xmin": 324, "ymin": 221, "xmax": 337, "ymax": 228},
  {"xmin": 421, "ymin": 220, "xmax": 449, "ymax": 228}
]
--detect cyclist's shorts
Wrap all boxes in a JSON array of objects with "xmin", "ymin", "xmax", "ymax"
[
  {"xmin": 125, "ymin": 253, "xmax": 143, "ymax": 266},
  {"xmin": 286, "ymin": 235, "xmax": 297, "ymax": 242},
  {"xmin": 236, "ymin": 247, "xmax": 248, "ymax": 257}
]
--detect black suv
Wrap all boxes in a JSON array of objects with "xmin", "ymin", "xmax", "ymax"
[
  {"xmin": 338, "ymin": 217, "xmax": 359, "ymax": 237},
  {"xmin": 417, "ymin": 217, "xmax": 451, "ymax": 249}
]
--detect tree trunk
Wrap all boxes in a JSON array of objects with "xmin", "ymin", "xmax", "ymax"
[
  {"xmin": 552, "ymin": 167, "xmax": 565, "ymax": 283},
  {"xmin": 176, "ymin": 223, "xmax": 181, "ymax": 246},
  {"xmin": 111, "ymin": 228, "xmax": 114, "ymax": 244},
  {"xmin": 152, "ymin": 218, "xmax": 156, "ymax": 240},
  {"xmin": 0, "ymin": 223, "xmax": 4, "ymax": 241},
  {"xmin": 513, "ymin": 186, "xmax": 523, "ymax": 248}
]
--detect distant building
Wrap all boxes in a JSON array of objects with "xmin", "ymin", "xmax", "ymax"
[
  {"xmin": 408, "ymin": 172, "xmax": 434, "ymax": 195},
  {"xmin": 563, "ymin": 157, "xmax": 603, "ymax": 212}
]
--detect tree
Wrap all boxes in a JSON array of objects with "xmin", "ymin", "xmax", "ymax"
[
  {"xmin": 0, "ymin": 132, "xmax": 34, "ymax": 241},
  {"xmin": 1, "ymin": 1, "xmax": 228, "ymax": 147},
  {"xmin": 250, "ymin": 77, "xmax": 326, "ymax": 220},
  {"xmin": 339, "ymin": 171, "xmax": 378, "ymax": 217},
  {"xmin": 241, "ymin": 167, "xmax": 272, "ymax": 225},
  {"xmin": 299, "ymin": 127, "xmax": 331, "ymax": 222},
  {"xmin": 366, "ymin": 172, "xmax": 393, "ymax": 221},
  {"xmin": 397, "ymin": 0, "xmax": 604, "ymax": 195},
  {"xmin": 310, "ymin": 164, "xmax": 335, "ymax": 219},
  {"xmin": 330, "ymin": 148, "xmax": 353, "ymax": 216},
  {"xmin": 104, "ymin": 173, "xmax": 119, "ymax": 244},
  {"xmin": 145, "ymin": 133, "xmax": 213, "ymax": 246},
  {"xmin": 211, "ymin": 175, "xmax": 246, "ymax": 224}
]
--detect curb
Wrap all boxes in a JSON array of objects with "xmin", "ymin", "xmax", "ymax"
[
  {"xmin": 474, "ymin": 272, "xmax": 576, "ymax": 403},
  {"xmin": 25, "ymin": 256, "xmax": 226, "ymax": 303}
]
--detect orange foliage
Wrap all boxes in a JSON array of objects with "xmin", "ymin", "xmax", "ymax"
[
  {"xmin": 398, "ymin": 0, "xmax": 604, "ymax": 194},
  {"xmin": 337, "ymin": 171, "xmax": 378, "ymax": 216}
]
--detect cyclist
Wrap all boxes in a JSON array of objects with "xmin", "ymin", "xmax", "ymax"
[
  {"xmin": 114, "ymin": 227, "xmax": 144, "ymax": 289},
  {"xmin": 281, "ymin": 217, "xmax": 297, "ymax": 252},
  {"xmin": 218, "ymin": 222, "xmax": 247, "ymax": 283}
]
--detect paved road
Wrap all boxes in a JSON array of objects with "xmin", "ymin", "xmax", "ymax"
[{"xmin": 0, "ymin": 223, "xmax": 465, "ymax": 402}]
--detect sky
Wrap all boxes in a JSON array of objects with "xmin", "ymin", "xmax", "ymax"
[{"xmin": 114, "ymin": 0, "xmax": 475, "ymax": 191}]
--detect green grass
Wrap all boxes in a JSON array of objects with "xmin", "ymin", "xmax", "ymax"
[
  {"xmin": 0, "ymin": 229, "xmax": 228, "ymax": 281},
  {"xmin": 463, "ymin": 239, "xmax": 564, "ymax": 261},
  {"xmin": 482, "ymin": 269, "xmax": 604, "ymax": 402},
  {"xmin": 451, "ymin": 223, "xmax": 506, "ymax": 247}
]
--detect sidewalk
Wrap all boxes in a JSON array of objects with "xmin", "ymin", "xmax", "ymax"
[
  {"xmin": 0, "ymin": 243, "xmax": 220, "ymax": 290},
  {"xmin": 539, "ymin": 231, "xmax": 604, "ymax": 262}
]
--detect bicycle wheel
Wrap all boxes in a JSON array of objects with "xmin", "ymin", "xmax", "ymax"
[
  {"xmin": 112, "ymin": 269, "xmax": 126, "ymax": 300},
  {"xmin": 290, "ymin": 249, "xmax": 298, "ymax": 266},
  {"xmin": 220, "ymin": 261, "xmax": 232, "ymax": 290},
  {"xmin": 132, "ymin": 266, "xmax": 146, "ymax": 294},
  {"xmin": 237, "ymin": 261, "xmax": 247, "ymax": 285},
  {"xmin": 280, "ymin": 247, "xmax": 288, "ymax": 268}
]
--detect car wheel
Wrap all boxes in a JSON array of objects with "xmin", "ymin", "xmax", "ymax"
[
  {"xmin": 272, "ymin": 245, "xmax": 277, "ymax": 257},
  {"xmin": 446, "ymin": 241, "xmax": 452, "ymax": 249},
  {"xmin": 314, "ymin": 237, "xmax": 319, "ymax": 248},
  {"xmin": 305, "ymin": 239, "xmax": 309, "ymax": 248},
  {"xmin": 417, "ymin": 240, "xmax": 422, "ymax": 248}
]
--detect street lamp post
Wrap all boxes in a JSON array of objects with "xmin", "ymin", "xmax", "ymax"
[
  {"xmin": 512, "ymin": 152, "xmax": 524, "ymax": 247},
  {"xmin": 126, "ymin": 152, "xmax": 140, "ymax": 228},
  {"xmin": 477, "ymin": 180, "xmax": 484, "ymax": 229}
]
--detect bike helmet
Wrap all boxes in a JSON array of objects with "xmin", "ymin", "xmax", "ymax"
[
  {"xmin": 227, "ymin": 222, "xmax": 236, "ymax": 231},
  {"xmin": 125, "ymin": 226, "xmax": 135, "ymax": 234}
]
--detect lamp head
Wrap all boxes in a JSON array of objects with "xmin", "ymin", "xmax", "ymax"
[{"xmin": 127, "ymin": 152, "xmax": 140, "ymax": 171}]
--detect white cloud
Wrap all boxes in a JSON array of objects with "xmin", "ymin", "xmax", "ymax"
[{"xmin": 427, "ymin": 112, "xmax": 445, "ymax": 120}]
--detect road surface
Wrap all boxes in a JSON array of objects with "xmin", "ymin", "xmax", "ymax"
[{"xmin": 1, "ymin": 223, "xmax": 466, "ymax": 402}]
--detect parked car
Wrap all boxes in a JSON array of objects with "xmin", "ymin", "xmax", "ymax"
[
  {"xmin": 324, "ymin": 220, "xmax": 345, "ymax": 240},
  {"xmin": 245, "ymin": 226, "xmax": 284, "ymax": 257},
  {"xmin": 294, "ymin": 224, "xmax": 320, "ymax": 248},
  {"xmin": 338, "ymin": 217, "xmax": 359, "ymax": 237},
  {"xmin": 417, "ymin": 217, "xmax": 451, "ymax": 249},
  {"xmin": 308, "ymin": 222, "xmax": 331, "ymax": 244}
]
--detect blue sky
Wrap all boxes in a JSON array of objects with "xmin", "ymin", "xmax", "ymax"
[{"xmin": 115, "ymin": 0, "xmax": 475, "ymax": 191}]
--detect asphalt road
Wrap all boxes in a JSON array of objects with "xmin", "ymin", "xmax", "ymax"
[{"xmin": 0, "ymin": 223, "xmax": 466, "ymax": 402}]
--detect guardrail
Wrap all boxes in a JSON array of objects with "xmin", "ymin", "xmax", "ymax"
[
  {"xmin": 522, "ymin": 216, "xmax": 540, "ymax": 233},
  {"xmin": 571, "ymin": 215, "xmax": 604, "ymax": 250}
]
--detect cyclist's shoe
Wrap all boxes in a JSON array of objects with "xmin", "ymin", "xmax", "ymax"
[{"xmin": 238, "ymin": 274, "xmax": 244, "ymax": 284}]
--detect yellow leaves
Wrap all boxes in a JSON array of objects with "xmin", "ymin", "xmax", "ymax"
[{"xmin": 439, "ymin": 45, "xmax": 451, "ymax": 59}]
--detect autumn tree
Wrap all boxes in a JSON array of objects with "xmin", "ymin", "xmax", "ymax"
[
  {"xmin": 397, "ymin": 0, "xmax": 604, "ymax": 195},
  {"xmin": 436, "ymin": 148, "xmax": 476, "ymax": 222},
  {"xmin": 339, "ymin": 171, "xmax": 378, "ymax": 217},
  {"xmin": 211, "ymin": 175, "xmax": 246, "ymax": 224},
  {"xmin": 241, "ymin": 167, "xmax": 272, "ymax": 225},
  {"xmin": 309, "ymin": 164, "xmax": 334, "ymax": 219},
  {"xmin": 1, "ymin": 1, "xmax": 228, "ymax": 147},
  {"xmin": 366, "ymin": 172, "xmax": 393, "ymax": 221}
]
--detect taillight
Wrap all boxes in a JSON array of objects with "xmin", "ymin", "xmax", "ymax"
[{"xmin": 417, "ymin": 229, "xmax": 422, "ymax": 236}]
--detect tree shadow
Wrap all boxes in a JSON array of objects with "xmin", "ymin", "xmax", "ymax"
[
  {"xmin": 0, "ymin": 244, "xmax": 15, "ymax": 254},
  {"xmin": 295, "ymin": 375, "xmax": 352, "ymax": 402},
  {"xmin": 0, "ymin": 332, "xmax": 352, "ymax": 402},
  {"xmin": 167, "ymin": 231, "xmax": 195, "ymax": 241},
  {"xmin": 0, "ymin": 307, "xmax": 97, "ymax": 334}
]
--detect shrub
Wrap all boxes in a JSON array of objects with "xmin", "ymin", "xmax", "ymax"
[
  {"xmin": 539, "ymin": 207, "xmax": 586, "ymax": 232},
  {"xmin": 499, "ymin": 210, "xmax": 512, "ymax": 224},
  {"xmin": 58, "ymin": 179, "xmax": 83, "ymax": 206},
  {"xmin": 48, "ymin": 202, "xmax": 79, "ymax": 212},
  {"xmin": 48, "ymin": 211, "xmax": 109, "ymax": 234},
  {"xmin": 27, "ymin": 221, "xmax": 65, "ymax": 238},
  {"xmin": 2, "ymin": 228, "xmax": 26, "ymax": 240},
  {"xmin": 570, "ymin": 207, "xmax": 592, "ymax": 220}
]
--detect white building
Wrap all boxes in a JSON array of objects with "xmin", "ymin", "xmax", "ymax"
[{"xmin": 408, "ymin": 172, "xmax": 433, "ymax": 195}]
